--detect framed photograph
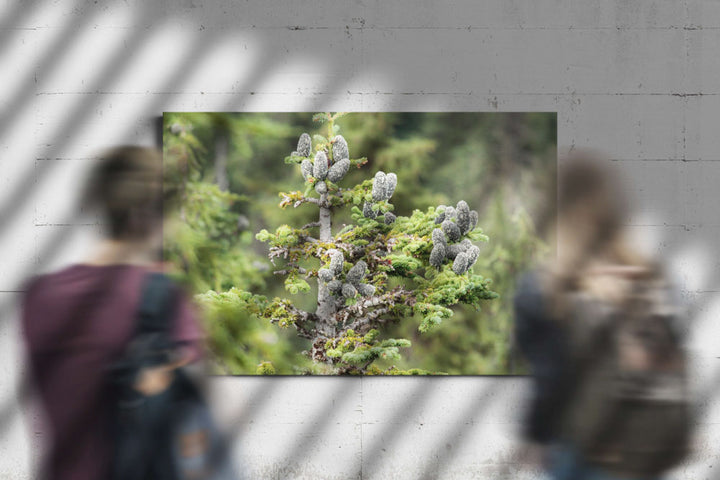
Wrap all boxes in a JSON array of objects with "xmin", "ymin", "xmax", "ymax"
[{"xmin": 163, "ymin": 112, "xmax": 556, "ymax": 375}]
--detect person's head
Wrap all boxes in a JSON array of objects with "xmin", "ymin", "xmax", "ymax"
[
  {"xmin": 83, "ymin": 146, "xmax": 164, "ymax": 243},
  {"xmin": 541, "ymin": 150, "xmax": 657, "ymax": 307},
  {"xmin": 556, "ymin": 150, "xmax": 625, "ymax": 257}
]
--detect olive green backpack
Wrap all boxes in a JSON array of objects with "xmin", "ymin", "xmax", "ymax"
[{"xmin": 560, "ymin": 277, "xmax": 692, "ymax": 476}]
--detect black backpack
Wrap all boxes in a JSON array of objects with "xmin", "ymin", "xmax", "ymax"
[
  {"xmin": 107, "ymin": 273, "xmax": 237, "ymax": 480},
  {"xmin": 560, "ymin": 275, "xmax": 692, "ymax": 476}
]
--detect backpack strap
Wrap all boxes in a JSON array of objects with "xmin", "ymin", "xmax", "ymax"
[
  {"xmin": 136, "ymin": 272, "xmax": 178, "ymax": 337},
  {"xmin": 128, "ymin": 272, "xmax": 180, "ymax": 367}
]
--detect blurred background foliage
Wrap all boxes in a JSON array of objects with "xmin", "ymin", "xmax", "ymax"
[{"xmin": 162, "ymin": 112, "xmax": 555, "ymax": 375}]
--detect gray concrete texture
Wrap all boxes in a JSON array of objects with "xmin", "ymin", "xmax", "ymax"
[{"xmin": 1, "ymin": 1, "xmax": 719, "ymax": 478}]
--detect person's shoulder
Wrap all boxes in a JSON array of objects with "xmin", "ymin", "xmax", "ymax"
[
  {"xmin": 21, "ymin": 265, "xmax": 77, "ymax": 299},
  {"xmin": 24, "ymin": 264, "xmax": 148, "ymax": 299}
]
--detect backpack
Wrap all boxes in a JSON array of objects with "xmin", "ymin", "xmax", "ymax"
[
  {"xmin": 560, "ymin": 274, "xmax": 692, "ymax": 476},
  {"xmin": 107, "ymin": 272, "xmax": 238, "ymax": 480}
]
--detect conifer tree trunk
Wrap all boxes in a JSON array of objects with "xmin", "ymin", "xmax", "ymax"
[
  {"xmin": 316, "ymin": 193, "xmax": 335, "ymax": 334},
  {"xmin": 318, "ymin": 193, "xmax": 331, "ymax": 241},
  {"xmin": 214, "ymin": 132, "xmax": 229, "ymax": 191}
]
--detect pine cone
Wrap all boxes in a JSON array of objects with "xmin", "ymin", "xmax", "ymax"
[
  {"xmin": 301, "ymin": 159, "xmax": 313, "ymax": 180},
  {"xmin": 318, "ymin": 268, "xmax": 333, "ymax": 283},
  {"xmin": 456, "ymin": 200, "xmax": 471, "ymax": 234},
  {"xmin": 313, "ymin": 151, "xmax": 329, "ymax": 180},
  {"xmin": 452, "ymin": 251, "xmax": 471, "ymax": 275},
  {"xmin": 346, "ymin": 261, "xmax": 367, "ymax": 285},
  {"xmin": 385, "ymin": 173, "xmax": 397, "ymax": 199},
  {"xmin": 363, "ymin": 202, "xmax": 377, "ymax": 219},
  {"xmin": 297, "ymin": 133, "xmax": 312, "ymax": 157},
  {"xmin": 328, "ymin": 250, "xmax": 344, "ymax": 276},
  {"xmin": 469, "ymin": 210, "xmax": 478, "ymax": 232},
  {"xmin": 429, "ymin": 244, "xmax": 446, "ymax": 268},
  {"xmin": 357, "ymin": 283, "xmax": 376, "ymax": 297},
  {"xmin": 434, "ymin": 206, "xmax": 447, "ymax": 224},
  {"xmin": 466, "ymin": 245, "xmax": 480, "ymax": 267},
  {"xmin": 327, "ymin": 158, "xmax": 350, "ymax": 183},
  {"xmin": 372, "ymin": 171, "xmax": 387, "ymax": 202},
  {"xmin": 327, "ymin": 280, "xmax": 343, "ymax": 294},
  {"xmin": 446, "ymin": 243, "xmax": 464, "ymax": 260},
  {"xmin": 444, "ymin": 206, "xmax": 456, "ymax": 220},
  {"xmin": 342, "ymin": 283, "xmax": 357, "ymax": 298},
  {"xmin": 332, "ymin": 135, "xmax": 349, "ymax": 161},
  {"xmin": 432, "ymin": 228, "xmax": 447, "ymax": 248},
  {"xmin": 315, "ymin": 180, "xmax": 328, "ymax": 195},
  {"xmin": 442, "ymin": 219, "xmax": 461, "ymax": 242}
]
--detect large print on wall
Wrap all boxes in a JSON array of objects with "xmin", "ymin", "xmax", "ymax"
[{"xmin": 162, "ymin": 112, "xmax": 556, "ymax": 375}]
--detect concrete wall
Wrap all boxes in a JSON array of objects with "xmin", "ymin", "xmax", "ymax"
[{"xmin": 1, "ymin": 1, "xmax": 718, "ymax": 478}]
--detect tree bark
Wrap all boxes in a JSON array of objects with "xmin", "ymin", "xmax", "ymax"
[
  {"xmin": 214, "ymin": 131, "xmax": 229, "ymax": 191},
  {"xmin": 316, "ymin": 193, "xmax": 336, "ymax": 338},
  {"xmin": 318, "ymin": 193, "xmax": 331, "ymax": 241}
]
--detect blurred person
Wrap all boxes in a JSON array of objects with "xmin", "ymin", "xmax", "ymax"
[
  {"xmin": 22, "ymin": 146, "xmax": 204, "ymax": 480},
  {"xmin": 514, "ymin": 151, "xmax": 692, "ymax": 479}
]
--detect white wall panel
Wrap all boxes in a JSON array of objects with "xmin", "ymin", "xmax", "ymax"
[{"xmin": 1, "ymin": 1, "xmax": 718, "ymax": 478}]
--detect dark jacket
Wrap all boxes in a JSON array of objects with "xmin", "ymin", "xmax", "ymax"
[{"xmin": 513, "ymin": 270, "xmax": 574, "ymax": 445}]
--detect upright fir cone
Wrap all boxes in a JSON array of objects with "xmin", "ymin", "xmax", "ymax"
[
  {"xmin": 327, "ymin": 158, "xmax": 350, "ymax": 183},
  {"xmin": 469, "ymin": 210, "xmax": 479, "ymax": 231},
  {"xmin": 301, "ymin": 159, "xmax": 313, "ymax": 180},
  {"xmin": 346, "ymin": 261, "xmax": 367, "ymax": 285},
  {"xmin": 363, "ymin": 202, "xmax": 377, "ymax": 219},
  {"xmin": 432, "ymin": 228, "xmax": 447, "ymax": 248},
  {"xmin": 357, "ymin": 283, "xmax": 375, "ymax": 297},
  {"xmin": 452, "ymin": 251, "xmax": 471, "ymax": 275},
  {"xmin": 342, "ymin": 283, "xmax": 357, "ymax": 298},
  {"xmin": 429, "ymin": 243, "xmax": 447, "ymax": 268},
  {"xmin": 435, "ymin": 205, "xmax": 447, "ymax": 224},
  {"xmin": 327, "ymin": 280, "xmax": 343, "ymax": 294},
  {"xmin": 456, "ymin": 200, "xmax": 471, "ymax": 234},
  {"xmin": 385, "ymin": 173, "xmax": 397, "ymax": 199},
  {"xmin": 441, "ymin": 219, "xmax": 462, "ymax": 243},
  {"xmin": 372, "ymin": 171, "xmax": 387, "ymax": 202},
  {"xmin": 328, "ymin": 249, "xmax": 344, "ymax": 276},
  {"xmin": 315, "ymin": 180, "xmax": 328, "ymax": 195},
  {"xmin": 466, "ymin": 245, "xmax": 480, "ymax": 266},
  {"xmin": 297, "ymin": 133, "xmax": 312, "ymax": 157},
  {"xmin": 318, "ymin": 268, "xmax": 334, "ymax": 283},
  {"xmin": 313, "ymin": 151, "xmax": 329, "ymax": 180},
  {"xmin": 446, "ymin": 243, "xmax": 465, "ymax": 260},
  {"xmin": 444, "ymin": 206, "xmax": 456, "ymax": 220},
  {"xmin": 332, "ymin": 135, "xmax": 349, "ymax": 161}
]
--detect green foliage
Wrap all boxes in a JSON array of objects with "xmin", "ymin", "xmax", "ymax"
[
  {"xmin": 324, "ymin": 329, "xmax": 412, "ymax": 374},
  {"xmin": 284, "ymin": 273, "xmax": 311, "ymax": 295},
  {"xmin": 163, "ymin": 111, "xmax": 555, "ymax": 375},
  {"xmin": 237, "ymin": 113, "xmax": 505, "ymax": 374},
  {"xmin": 256, "ymin": 361, "xmax": 276, "ymax": 375},
  {"xmin": 164, "ymin": 178, "xmax": 266, "ymax": 294},
  {"xmin": 256, "ymin": 224, "xmax": 305, "ymax": 248}
]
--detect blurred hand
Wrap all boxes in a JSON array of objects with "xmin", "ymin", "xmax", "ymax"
[{"xmin": 133, "ymin": 365, "xmax": 174, "ymax": 396}]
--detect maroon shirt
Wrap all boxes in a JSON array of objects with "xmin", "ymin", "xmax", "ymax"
[{"xmin": 22, "ymin": 264, "xmax": 203, "ymax": 480}]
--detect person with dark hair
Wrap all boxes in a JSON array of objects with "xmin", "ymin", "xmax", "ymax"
[
  {"xmin": 514, "ymin": 151, "xmax": 692, "ymax": 480},
  {"xmin": 22, "ymin": 146, "xmax": 203, "ymax": 480}
]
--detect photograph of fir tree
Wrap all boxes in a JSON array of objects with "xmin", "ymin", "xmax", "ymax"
[{"xmin": 162, "ymin": 112, "xmax": 556, "ymax": 375}]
